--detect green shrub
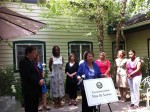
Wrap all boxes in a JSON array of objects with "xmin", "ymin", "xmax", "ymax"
[
  {"xmin": 0, "ymin": 65, "xmax": 15, "ymax": 96},
  {"xmin": 0, "ymin": 65, "xmax": 23, "ymax": 103},
  {"xmin": 140, "ymin": 57, "xmax": 150, "ymax": 79},
  {"xmin": 14, "ymin": 77, "xmax": 24, "ymax": 104}
]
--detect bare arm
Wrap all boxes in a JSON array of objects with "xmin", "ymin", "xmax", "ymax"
[
  {"xmin": 127, "ymin": 60, "xmax": 142, "ymax": 78},
  {"xmin": 71, "ymin": 72, "xmax": 77, "ymax": 76},
  {"xmin": 42, "ymin": 71, "xmax": 44, "ymax": 78},
  {"xmin": 105, "ymin": 60, "xmax": 111, "ymax": 76},
  {"xmin": 49, "ymin": 57, "xmax": 53, "ymax": 72},
  {"xmin": 130, "ymin": 61, "xmax": 142, "ymax": 76},
  {"xmin": 62, "ymin": 57, "xmax": 64, "ymax": 66}
]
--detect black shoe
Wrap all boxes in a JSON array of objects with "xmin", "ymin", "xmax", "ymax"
[
  {"xmin": 133, "ymin": 105, "xmax": 139, "ymax": 110},
  {"xmin": 129, "ymin": 104, "xmax": 134, "ymax": 107},
  {"xmin": 43, "ymin": 106, "xmax": 51, "ymax": 110}
]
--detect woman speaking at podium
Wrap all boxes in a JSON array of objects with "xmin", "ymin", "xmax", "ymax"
[{"xmin": 76, "ymin": 51, "xmax": 102, "ymax": 112}]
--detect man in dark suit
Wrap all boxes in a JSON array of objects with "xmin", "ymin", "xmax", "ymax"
[{"xmin": 19, "ymin": 46, "xmax": 44, "ymax": 112}]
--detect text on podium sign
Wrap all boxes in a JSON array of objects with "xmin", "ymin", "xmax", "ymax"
[{"xmin": 83, "ymin": 78, "xmax": 118, "ymax": 106}]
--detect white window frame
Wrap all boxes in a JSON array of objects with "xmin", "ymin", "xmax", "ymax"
[{"xmin": 68, "ymin": 41, "xmax": 92, "ymax": 62}]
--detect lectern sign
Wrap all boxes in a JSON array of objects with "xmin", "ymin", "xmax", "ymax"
[{"xmin": 83, "ymin": 78, "xmax": 118, "ymax": 106}]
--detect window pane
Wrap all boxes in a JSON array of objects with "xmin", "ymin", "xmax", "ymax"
[
  {"xmin": 69, "ymin": 42, "xmax": 92, "ymax": 62},
  {"xmin": 70, "ymin": 45, "xmax": 80, "ymax": 62},
  {"xmin": 82, "ymin": 44, "xmax": 90, "ymax": 53},
  {"xmin": 21, "ymin": 0, "xmax": 46, "ymax": 3},
  {"xmin": 21, "ymin": 0, "xmax": 37, "ymax": 3},
  {"xmin": 15, "ymin": 43, "xmax": 44, "ymax": 70}
]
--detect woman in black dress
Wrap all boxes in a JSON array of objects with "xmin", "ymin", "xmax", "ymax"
[{"xmin": 65, "ymin": 54, "xmax": 79, "ymax": 106}]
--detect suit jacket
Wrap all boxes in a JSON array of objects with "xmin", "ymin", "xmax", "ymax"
[{"xmin": 19, "ymin": 56, "xmax": 42, "ymax": 97}]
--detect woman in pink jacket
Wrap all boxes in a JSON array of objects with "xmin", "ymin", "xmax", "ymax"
[{"xmin": 95, "ymin": 51, "xmax": 111, "ymax": 77}]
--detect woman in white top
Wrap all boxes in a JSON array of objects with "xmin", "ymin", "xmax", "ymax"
[
  {"xmin": 49, "ymin": 45, "xmax": 65, "ymax": 108},
  {"xmin": 114, "ymin": 50, "xmax": 128, "ymax": 102},
  {"xmin": 79, "ymin": 51, "xmax": 87, "ymax": 65}
]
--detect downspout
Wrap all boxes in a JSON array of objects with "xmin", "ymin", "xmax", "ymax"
[{"xmin": 121, "ymin": 28, "xmax": 127, "ymax": 53}]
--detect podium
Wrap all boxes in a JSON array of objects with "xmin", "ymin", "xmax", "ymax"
[{"xmin": 83, "ymin": 78, "xmax": 118, "ymax": 112}]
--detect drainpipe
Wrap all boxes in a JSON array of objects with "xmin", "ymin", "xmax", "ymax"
[{"xmin": 121, "ymin": 28, "xmax": 127, "ymax": 53}]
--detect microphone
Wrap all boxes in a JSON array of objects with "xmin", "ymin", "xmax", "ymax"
[{"xmin": 77, "ymin": 74, "xmax": 85, "ymax": 85}]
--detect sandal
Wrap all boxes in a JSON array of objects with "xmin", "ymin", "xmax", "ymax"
[
  {"xmin": 69, "ymin": 101, "xmax": 72, "ymax": 106},
  {"xmin": 38, "ymin": 106, "xmax": 43, "ymax": 111},
  {"xmin": 133, "ymin": 105, "xmax": 139, "ymax": 110}
]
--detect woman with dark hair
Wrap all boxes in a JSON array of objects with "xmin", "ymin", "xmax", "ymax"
[
  {"xmin": 126, "ymin": 50, "xmax": 142, "ymax": 109},
  {"xmin": 76, "ymin": 51, "xmax": 102, "ymax": 112},
  {"xmin": 114, "ymin": 50, "xmax": 128, "ymax": 102},
  {"xmin": 65, "ymin": 54, "xmax": 79, "ymax": 106},
  {"xmin": 34, "ymin": 54, "xmax": 50, "ymax": 111},
  {"xmin": 49, "ymin": 45, "xmax": 65, "ymax": 108},
  {"xmin": 79, "ymin": 51, "xmax": 87, "ymax": 65}
]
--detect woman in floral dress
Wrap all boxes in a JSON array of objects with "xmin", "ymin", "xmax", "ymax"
[{"xmin": 49, "ymin": 45, "xmax": 65, "ymax": 108}]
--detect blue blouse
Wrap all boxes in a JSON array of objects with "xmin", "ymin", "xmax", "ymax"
[
  {"xmin": 76, "ymin": 61, "xmax": 102, "ymax": 89},
  {"xmin": 37, "ymin": 62, "xmax": 43, "ymax": 74}
]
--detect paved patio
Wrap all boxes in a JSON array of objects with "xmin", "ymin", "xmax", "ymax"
[
  {"xmin": 38, "ymin": 95, "xmax": 149, "ymax": 112},
  {"xmin": 2, "ymin": 92, "xmax": 149, "ymax": 112}
]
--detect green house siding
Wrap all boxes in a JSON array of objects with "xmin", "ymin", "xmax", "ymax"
[
  {"xmin": 125, "ymin": 29, "xmax": 150, "ymax": 57},
  {"xmin": 0, "ymin": 2, "xmax": 115, "ymax": 72}
]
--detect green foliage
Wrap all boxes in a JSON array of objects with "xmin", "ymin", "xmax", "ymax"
[
  {"xmin": 0, "ymin": 65, "xmax": 23, "ymax": 102},
  {"xmin": 0, "ymin": 65, "xmax": 15, "ymax": 96},
  {"xmin": 14, "ymin": 77, "xmax": 24, "ymax": 103},
  {"xmin": 140, "ymin": 57, "xmax": 150, "ymax": 79},
  {"xmin": 127, "ymin": 0, "xmax": 150, "ymax": 16}
]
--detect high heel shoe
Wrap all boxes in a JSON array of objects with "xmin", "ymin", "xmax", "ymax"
[
  {"xmin": 38, "ymin": 106, "xmax": 43, "ymax": 111},
  {"xmin": 73, "ymin": 100, "xmax": 77, "ymax": 106},
  {"xmin": 43, "ymin": 106, "xmax": 51, "ymax": 110},
  {"xmin": 68, "ymin": 101, "xmax": 72, "ymax": 106}
]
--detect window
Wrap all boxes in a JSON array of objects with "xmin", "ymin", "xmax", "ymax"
[
  {"xmin": 112, "ymin": 41, "xmax": 125, "ymax": 60},
  {"xmin": 12, "ymin": 0, "xmax": 46, "ymax": 3},
  {"xmin": 13, "ymin": 41, "xmax": 46, "ymax": 71},
  {"xmin": 21, "ymin": 0, "xmax": 37, "ymax": 3},
  {"xmin": 68, "ymin": 41, "xmax": 93, "ymax": 62}
]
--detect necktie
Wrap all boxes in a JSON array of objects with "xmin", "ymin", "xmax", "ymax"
[{"xmin": 32, "ymin": 61, "xmax": 41, "ymax": 78}]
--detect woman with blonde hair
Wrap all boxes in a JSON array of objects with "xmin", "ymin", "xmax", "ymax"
[
  {"xmin": 115, "ymin": 50, "xmax": 128, "ymax": 102},
  {"xmin": 95, "ymin": 51, "xmax": 111, "ymax": 77}
]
